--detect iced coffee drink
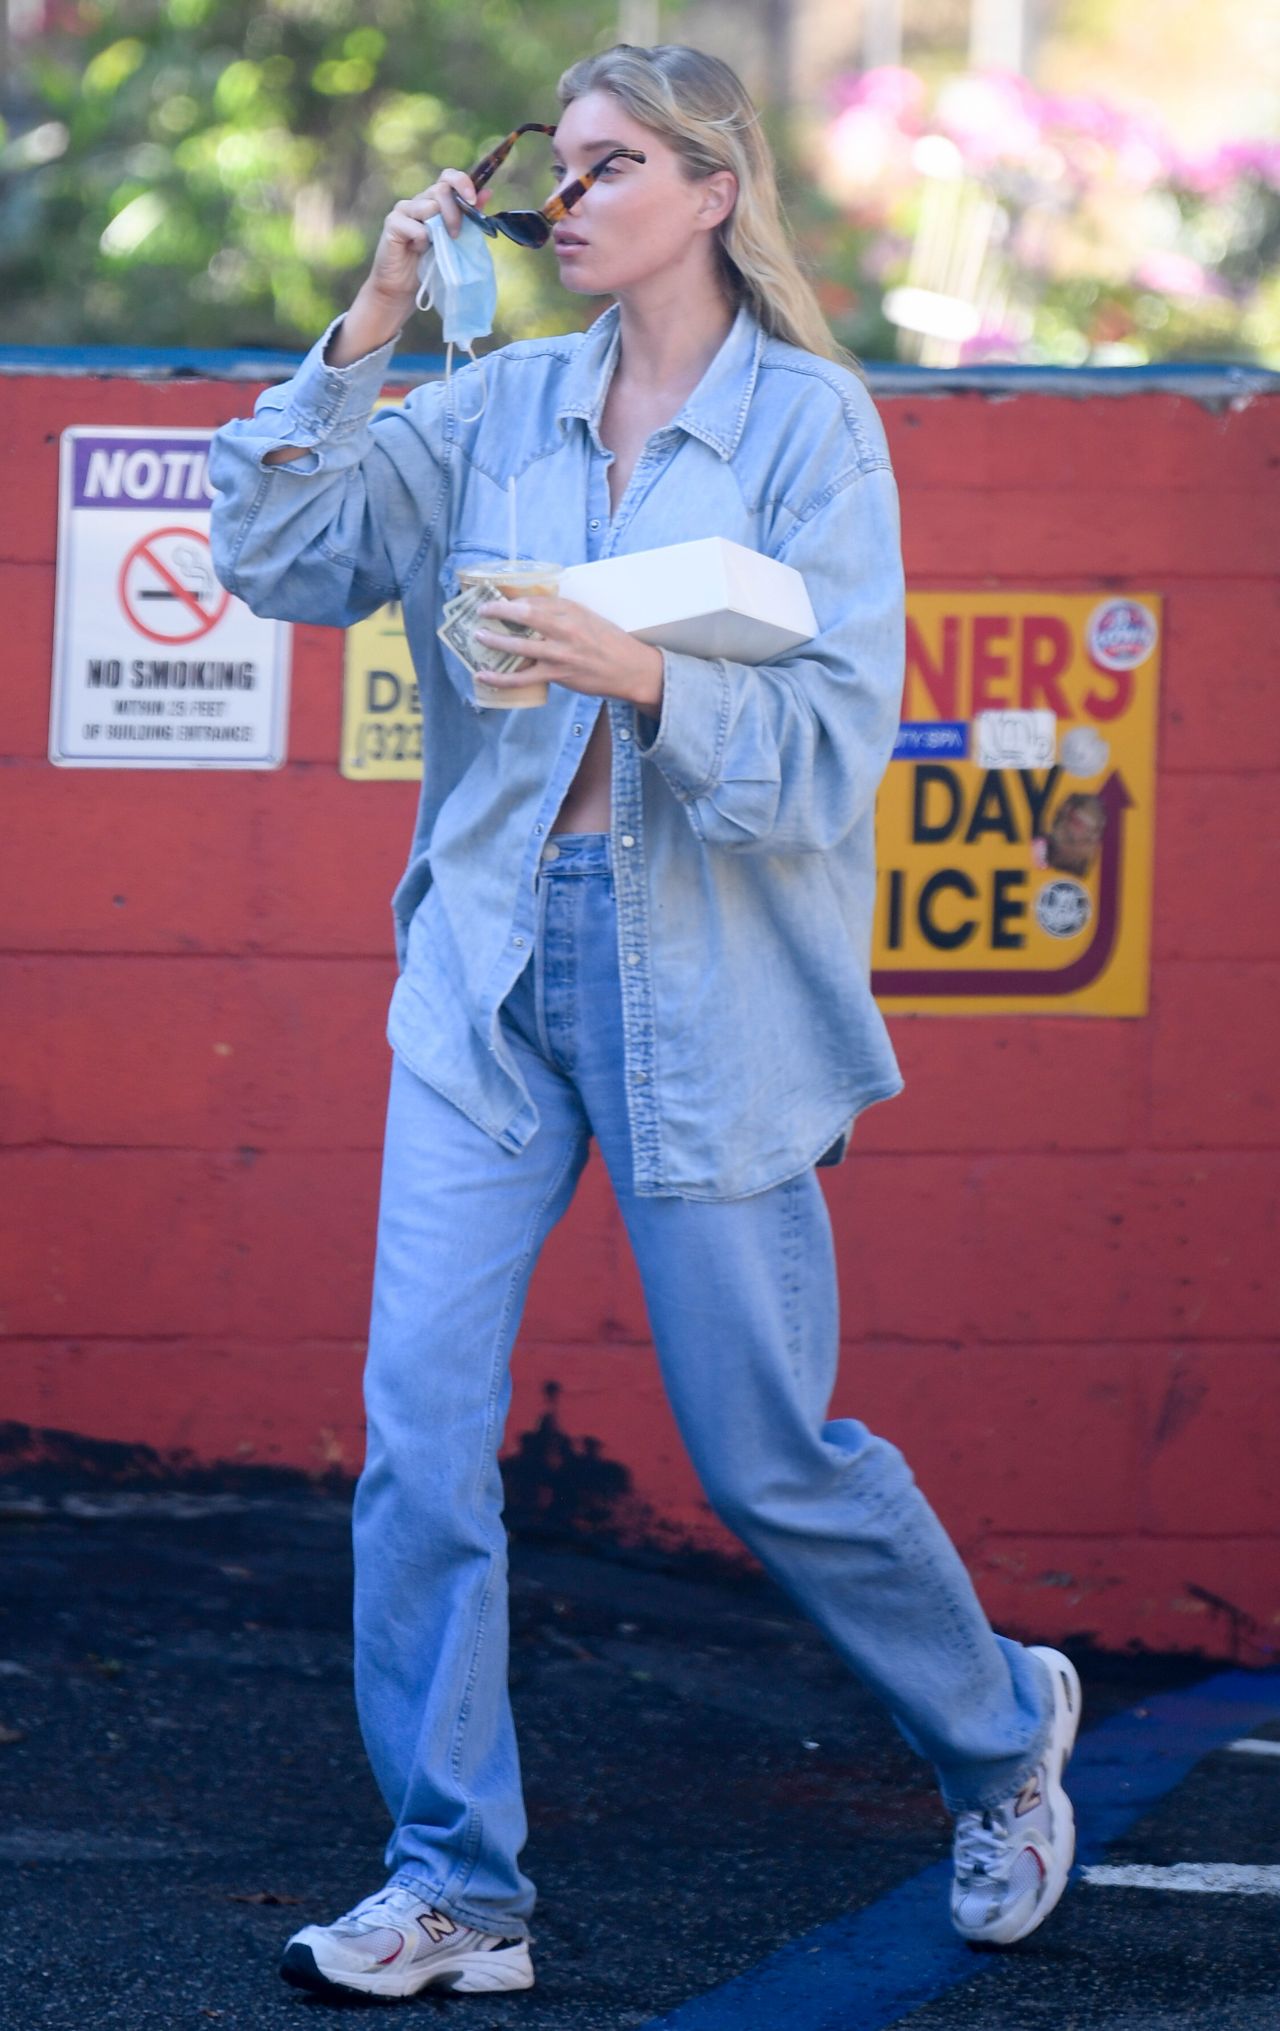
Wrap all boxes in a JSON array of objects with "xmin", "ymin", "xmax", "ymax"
[{"xmin": 453, "ymin": 562, "xmax": 562, "ymax": 708}]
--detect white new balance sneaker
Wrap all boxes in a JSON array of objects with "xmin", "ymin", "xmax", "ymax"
[
  {"xmin": 280, "ymin": 1884, "xmax": 535, "ymax": 1999},
  {"xmin": 950, "ymin": 1645, "xmax": 1082, "ymax": 1947}
]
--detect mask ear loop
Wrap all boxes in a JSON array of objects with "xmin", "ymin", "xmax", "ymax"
[
  {"xmin": 415, "ymin": 253, "xmax": 488, "ymax": 422},
  {"xmin": 450, "ymin": 341, "xmax": 488, "ymax": 423}
]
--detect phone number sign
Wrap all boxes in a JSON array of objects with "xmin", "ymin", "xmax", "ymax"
[
  {"xmin": 340, "ymin": 598, "xmax": 423, "ymax": 781},
  {"xmin": 50, "ymin": 427, "xmax": 290, "ymax": 769},
  {"xmin": 871, "ymin": 592, "xmax": 1160, "ymax": 1016}
]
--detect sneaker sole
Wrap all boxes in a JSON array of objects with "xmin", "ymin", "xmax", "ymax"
[
  {"xmin": 959, "ymin": 1645, "xmax": 1083, "ymax": 1949},
  {"xmin": 280, "ymin": 1937, "xmax": 535, "ymax": 1999}
]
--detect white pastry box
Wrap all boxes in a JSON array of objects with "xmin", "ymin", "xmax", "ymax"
[{"xmin": 558, "ymin": 536, "xmax": 816, "ymax": 664}]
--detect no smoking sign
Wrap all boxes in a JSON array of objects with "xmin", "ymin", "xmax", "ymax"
[
  {"xmin": 119, "ymin": 526, "xmax": 230, "ymax": 645},
  {"xmin": 50, "ymin": 426, "xmax": 290, "ymax": 769}
]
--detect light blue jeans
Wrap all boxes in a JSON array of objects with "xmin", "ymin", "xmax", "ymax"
[{"xmin": 353, "ymin": 833, "xmax": 1050, "ymax": 1939}]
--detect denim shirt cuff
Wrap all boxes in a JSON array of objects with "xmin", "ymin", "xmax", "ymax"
[
  {"xmin": 261, "ymin": 314, "xmax": 401, "ymax": 469},
  {"xmin": 633, "ymin": 648, "xmax": 732, "ymax": 801}
]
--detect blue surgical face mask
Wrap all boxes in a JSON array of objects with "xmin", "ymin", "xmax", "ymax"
[{"xmin": 416, "ymin": 213, "xmax": 497, "ymax": 420}]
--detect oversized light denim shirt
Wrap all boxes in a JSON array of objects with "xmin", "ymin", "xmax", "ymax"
[{"xmin": 208, "ymin": 300, "xmax": 905, "ymax": 1199}]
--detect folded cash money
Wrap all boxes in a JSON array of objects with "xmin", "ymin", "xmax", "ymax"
[{"xmin": 437, "ymin": 579, "xmax": 536, "ymax": 676}]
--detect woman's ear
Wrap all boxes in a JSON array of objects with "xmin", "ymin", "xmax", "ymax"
[{"xmin": 697, "ymin": 169, "xmax": 738, "ymax": 231}]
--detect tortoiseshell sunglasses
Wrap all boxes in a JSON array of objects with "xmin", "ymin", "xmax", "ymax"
[{"xmin": 453, "ymin": 122, "xmax": 647, "ymax": 248}]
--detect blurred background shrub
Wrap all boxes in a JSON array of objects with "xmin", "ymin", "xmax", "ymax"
[
  {"xmin": 801, "ymin": 66, "xmax": 1279, "ymax": 365},
  {"xmin": 0, "ymin": 0, "xmax": 625, "ymax": 347},
  {"xmin": 0, "ymin": 0, "xmax": 1275, "ymax": 362}
]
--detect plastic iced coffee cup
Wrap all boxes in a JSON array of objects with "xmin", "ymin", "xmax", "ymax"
[{"xmin": 457, "ymin": 562, "xmax": 562, "ymax": 708}]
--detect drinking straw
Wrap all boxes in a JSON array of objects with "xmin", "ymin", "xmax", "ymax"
[{"xmin": 507, "ymin": 476, "xmax": 518, "ymax": 567}]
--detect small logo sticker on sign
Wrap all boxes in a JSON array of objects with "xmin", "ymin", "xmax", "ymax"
[
  {"xmin": 974, "ymin": 709, "xmax": 1056, "ymax": 770},
  {"xmin": 1087, "ymin": 598, "xmax": 1158, "ymax": 671},
  {"xmin": 1059, "ymin": 726, "xmax": 1110, "ymax": 777},
  {"xmin": 1035, "ymin": 879, "xmax": 1093, "ymax": 939}
]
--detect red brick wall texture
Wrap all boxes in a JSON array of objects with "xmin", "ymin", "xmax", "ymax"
[{"xmin": 1, "ymin": 368, "xmax": 1277, "ymax": 1662}]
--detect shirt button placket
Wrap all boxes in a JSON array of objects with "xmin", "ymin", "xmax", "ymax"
[{"xmin": 611, "ymin": 705, "xmax": 657, "ymax": 1185}]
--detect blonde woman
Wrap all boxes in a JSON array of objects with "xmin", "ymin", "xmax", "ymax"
[{"xmin": 209, "ymin": 42, "xmax": 1080, "ymax": 2005}]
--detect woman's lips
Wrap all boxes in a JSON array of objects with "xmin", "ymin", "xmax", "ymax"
[{"xmin": 554, "ymin": 235, "xmax": 588, "ymax": 252}]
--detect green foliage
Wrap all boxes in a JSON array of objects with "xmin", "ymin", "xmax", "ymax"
[{"xmin": 0, "ymin": 0, "xmax": 630, "ymax": 349}]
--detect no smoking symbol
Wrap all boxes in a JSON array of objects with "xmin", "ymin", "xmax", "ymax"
[{"xmin": 119, "ymin": 526, "xmax": 230, "ymax": 645}]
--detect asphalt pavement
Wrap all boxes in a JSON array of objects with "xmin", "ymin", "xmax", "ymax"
[{"xmin": 0, "ymin": 1473, "xmax": 1276, "ymax": 2031}]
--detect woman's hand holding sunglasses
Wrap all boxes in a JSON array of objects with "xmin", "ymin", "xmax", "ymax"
[{"xmin": 330, "ymin": 126, "xmax": 650, "ymax": 364}]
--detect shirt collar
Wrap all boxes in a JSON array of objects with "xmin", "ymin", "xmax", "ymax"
[{"xmin": 555, "ymin": 299, "xmax": 765, "ymax": 462}]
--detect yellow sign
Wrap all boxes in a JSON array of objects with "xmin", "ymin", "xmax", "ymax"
[
  {"xmin": 340, "ymin": 597, "xmax": 422, "ymax": 780},
  {"xmin": 872, "ymin": 592, "xmax": 1159, "ymax": 1015}
]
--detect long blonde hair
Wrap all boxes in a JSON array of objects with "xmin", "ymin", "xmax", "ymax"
[{"xmin": 557, "ymin": 43, "xmax": 856, "ymax": 369}]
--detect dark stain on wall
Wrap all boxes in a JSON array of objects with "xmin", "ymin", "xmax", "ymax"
[
  {"xmin": 1183, "ymin": 1582, "xmax": 1262, "ymax": 1663},
  {"xmin": 0, "ymin": 1421, "xmax": 346, "ymax": 1498},
  {"xmin": 501, "ymin": 1380, "xmax": 634, "ymax": 1536}
]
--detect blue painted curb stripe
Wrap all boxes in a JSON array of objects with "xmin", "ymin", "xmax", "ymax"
[
  {"xmin": 1067, "ymin": 1670, "xmax": 1280, "ymax": 1858},
  {"xmin": 0, "ymin": 345, "xmax": 1275, "ymax": 399},
  {"xmin": 0, "ymin": 343, "xmax": 449, "ymax": 386},
  {"xmin": 641, "ymin": 1668, "xmax": 1280, "ymax": 2031}
]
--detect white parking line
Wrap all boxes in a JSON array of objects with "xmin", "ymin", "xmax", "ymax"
[
  {"xmin": 1227, "ymin": 1737, "xmax": 1280, "ymax": 1758},
  {"xmin": 1084, "ymin": 1864, "xmax": 1280, "ymax": 1896}
]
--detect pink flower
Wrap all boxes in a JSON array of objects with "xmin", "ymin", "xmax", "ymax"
[
  {"xmin": 1135, "ymin": 250, "xmax": 1223, "ymax": 299},
  {"xmin": 1177, "ymin": 139, "xmax": 1280, "ymax": 192},
  {"xmin": 936, "ymin": 71, "xmax": 1043, "ymax": 168},
  {"xmin": 1113, "ymin": 112, "xmax": 1177, "ymax": 189},
  {"xmin": 826, "ymin": 103, "xmax": 910, "ymax": 191},
  {"xmin": 829, "ymin": 67, "xmax": 926, "ymax": 126},
  {"xmin": 1034, "ymin": 91, "xmax": 1180, "ymax": 186},
  {"xmin": 1039, "ymin": 92, "xmax": 1113, "ymax": 140},
  {"xmin": 1175, "ymin": 143, "xmax": 1243, "ymax": 195},
  {"xmin": 958, "ymin": 323, "xmax": 1025, "ymax": 363}
]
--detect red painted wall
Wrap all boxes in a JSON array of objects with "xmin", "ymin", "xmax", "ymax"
[{"xmin": 2, "ymin": 365, "xmax": 1277, "ymax": 1662}]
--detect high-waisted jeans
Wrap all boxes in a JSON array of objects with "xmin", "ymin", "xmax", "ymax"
[{"xmin": 353, "ymin": 832, "xmax": 1050, "ymax": 1939}]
